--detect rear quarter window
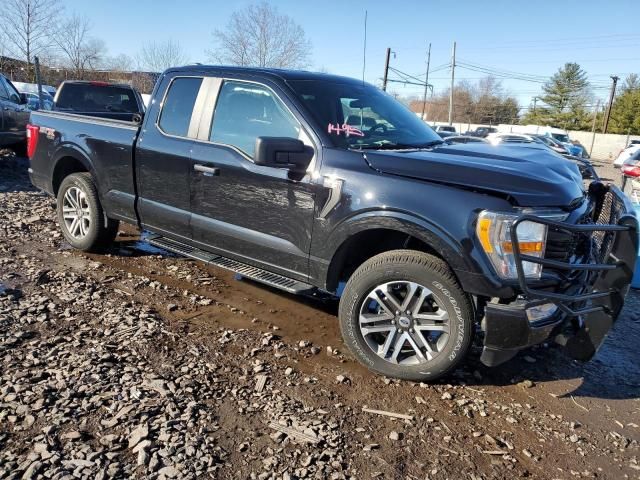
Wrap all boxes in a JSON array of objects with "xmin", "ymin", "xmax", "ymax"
[{"xmin": 158, "ymin": 77, "xmax": 203, "ymax": 137}]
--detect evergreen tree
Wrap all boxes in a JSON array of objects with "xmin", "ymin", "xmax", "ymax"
[
  {"xmin": 522, "ymin": 63, "xmax": 592, "ymax": 129},
  {"xmin": 609, "ymin": 74, "xmax": 640, "ymax": 135}
]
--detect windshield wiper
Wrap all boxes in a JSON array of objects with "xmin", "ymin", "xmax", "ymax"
[{"xmin": 355, "ymin": 140, "xmax": 444, "ymax": 150}]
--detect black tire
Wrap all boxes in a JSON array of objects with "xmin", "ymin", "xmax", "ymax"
[
  {"xmin": 339, "ymin": 250, "xmax": 474, "ymax": 382},
  {"xmin": 56, "ymin": 172, "xmax": 119, "ymax": 252}
]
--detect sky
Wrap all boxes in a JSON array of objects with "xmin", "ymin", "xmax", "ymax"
[{"xmin": 62, "ymin": 0, "xmax": 640, "ymax": 112}]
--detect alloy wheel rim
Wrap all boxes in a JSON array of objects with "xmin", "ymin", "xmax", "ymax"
[
  {"xmin": 62, "ymin": 186, "xmax": 91, "ymax": 239},
  {"xmin": 359, "ymin": 281, "xmax": 450, "ymax": 366}
]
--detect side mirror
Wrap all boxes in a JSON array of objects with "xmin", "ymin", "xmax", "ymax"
[
  {"xmin": 19, "ymin": 93, "xmax": 29, "ymax": 105},
  {"xmin": 254, "ymin": 137, "xmax": 313, "ymax": 172}
]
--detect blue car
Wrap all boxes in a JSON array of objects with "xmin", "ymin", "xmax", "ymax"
[{"xmin": 545, "ymin": 132, "xmax": 587, "ymax": 158}]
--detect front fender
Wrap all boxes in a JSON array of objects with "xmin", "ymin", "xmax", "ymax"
[{"xmin": 332, "ymin": 209, "xmax": 469, "ymax": 271}]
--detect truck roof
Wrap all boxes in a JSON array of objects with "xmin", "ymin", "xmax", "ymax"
[
  {"xmin": 60, "ymin": 80, "xmax": 136, "ymax": 89},
  {"xmin": 164, "ymin": 65, "xmax": 365, "ymax": 85}
]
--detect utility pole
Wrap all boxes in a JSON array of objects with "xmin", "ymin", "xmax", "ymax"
[
  {"xmin": 602, "ymin": 75, "xmax": 619, "ymax": 133},
  {"xmin": 448, "ymin": 41, "xmax": 456, "ymax": 125},
  {"xmin": 382, "ymin": 48, "xmax": 391, "ymax": 91},
  {"xmin": 421, "ymin": 43, "xmax": 431, "ymax": 121},
  {"xmin": 589, "ymin": 99, "xmax": 601, "ymax": 157},
  {"xmin": 532, "ymin": 96, "xmax": 539, "ymax": 115}
]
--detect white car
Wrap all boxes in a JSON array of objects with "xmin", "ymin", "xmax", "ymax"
[
  {"xmin": 434, "ymin": 125, "xmax": 456, "ymax": 133},
  {"xmin": 621, "ymin": 150, "xmax": 640, "ymax": 203},
  {"xmin": 614, "ymin": 142, "xmax": 640, "ymax": 168},
  {"xmin": 486, "ymin": 133, "xmax": 542, "ymax": 146}
]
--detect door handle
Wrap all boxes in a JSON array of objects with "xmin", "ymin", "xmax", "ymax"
[{"xmin": 194, "ymin": 164, "xmax": 219, "ymax": 176}]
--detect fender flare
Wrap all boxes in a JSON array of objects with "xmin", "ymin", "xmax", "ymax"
[
  {"xmin": 322, "ymin": 210, "xmax": 477, "ymax": 289},
  {"xmin": 50, "ymin": 143, "xmax": 97, "ymax": 194}
]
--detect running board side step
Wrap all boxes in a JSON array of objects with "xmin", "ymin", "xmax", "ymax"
[{"xmin": 147, "ymin": 234, "xmax": 314, "ymax": 294}]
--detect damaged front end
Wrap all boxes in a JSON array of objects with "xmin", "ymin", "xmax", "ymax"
[{"xmin": 481, "ymin": 182, "xmax": 638, "ymax": 366}]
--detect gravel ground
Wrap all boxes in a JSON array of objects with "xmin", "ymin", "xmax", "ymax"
[{"xmin": 0, "ymin": 152, "xmax": 639, "ymax": 479}]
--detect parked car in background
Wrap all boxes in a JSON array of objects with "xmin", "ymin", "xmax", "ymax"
[
  {"xmin": 54, "ymin": 81, "xmax": 145, "ymax": 121},
  {"xmin": 539, "ymin": 127, "xmax": 585, "ymax": 158},
  {"xmin": 27, "ymin": 65, "xmax": 637, "ymax": 382},
  {"xmin": 434, "ymin": 125, "xmax": 456, "ymax": 133},
  {"xmin": 621, "ymin": 149, "xmax": 640, "ymax": 203},
  {"xmin": 614, "ymin": 142, "xmax": 640, "ymax": 168},
  {"xmin": 12, "ymin": 81, "xmax": 57, "ymax": 99},
  {"xmin": 436, "ymin": 130, "xmax": 456, "ymax": 139},
  {"xmin": 0, "ymin": 73, "xmax": 30, "ymax": 153},
  {"xmin": 531, "ymin": 134, "xmax": 570, "ymax": 155},
  {"xmin": 487, "ymin": 133, "xmax": 595, "ymax": 179},
  {"xmin": 23, "ymin": 92, "xmax": 54, "ymax": 111},
  {"xmin": 464, "ymin": 126, "xmax": 497, "ymax": 138},
  {"xmin": 443, "ymin": 135, "xmax": 488, "ymax": 144}
]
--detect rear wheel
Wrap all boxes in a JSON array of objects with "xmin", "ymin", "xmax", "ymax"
[
  {"xmin": 56, "ymin": 173, "xmax": 118, "ymax": 252},
  {"xmin": 339, "ymin": 250, "xmax": 474, "ymax": 382}
]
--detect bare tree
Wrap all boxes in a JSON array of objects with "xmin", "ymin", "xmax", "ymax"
[
  {"xmin": 0, "ymin": 0, "xmax": 61, "ymax": 78},
  {"xmin": 136, "ymin": 40, "xmax": 188, "ymax": 73},
  {"xmin": 54, "ymin": 14, "xmax": 106, "ymax": 78},
  {"xmin": 0, "ymin": 32, "xmax": 8, "ymax": 71},
  {"xmin": 102, "ymin": 53, "xmax": 134, "ymax": 73},
  {"xmin": 208, "ymin": 2, "xmax": 311, "ymax": 69}
]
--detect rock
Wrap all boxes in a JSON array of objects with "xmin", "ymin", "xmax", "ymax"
[
  {"xmin": 157, "ymin": 465, "xmax": 180, "ymax": 478},
  {"xmin": 128, "ymin": 424, "xmax": 149, "ymax": 449},
  {"xmin": 363, "ymin": 444, "xmax": 380, "ymax": 451},
  {"xmin": 137, "ymin": 449, "xmax": 149, "ymax": 466},
  {"xmin": 388, "ymin": 431, "xmax": 402, "ymax": 441},
  {"xmin": 570, "ymin": 434, "xmax": 580, "ymax": 443},
  {"xmin": 21, "ymin": 460, "xmax": 42, "ymax": 480},
  {"xmin": 336, "ymin": 374, "xmax": 349, "ymax": 384},
  {"xmin": 284, "ymin": 367, "xmax": 294, "ymax": 376},
  {"xmin": 61, "ymin": 430, "xmax": 82, "ymax": 441}
]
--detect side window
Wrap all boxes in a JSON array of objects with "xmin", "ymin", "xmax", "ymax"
[
  {"xmin": 210, "ymin": 81, "xmax": 300, "ymax": 158},
  {"xmin": 2, "ymin": 77, "xmax": 21, "ymax": 104},
  {"xmin": 0, "ymin": 77, "xmax": 11, "ymax": 101},
  {"xmin": 158, "ymin": 77, "xmax": 203, "ymax": 137}
]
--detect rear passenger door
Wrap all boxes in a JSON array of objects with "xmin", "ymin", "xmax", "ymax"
[
  {"xmin": 188, "ymin": 78, "xmax": 318, "ymax": 281},
  {"xmin": 135, "ymin": 75, "xmax": 205, "ymax": 239}
]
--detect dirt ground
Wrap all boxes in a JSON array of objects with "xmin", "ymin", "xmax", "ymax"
[{"xmin": 0, "ymin": 152, "xmax": 638, "ymax": 480}]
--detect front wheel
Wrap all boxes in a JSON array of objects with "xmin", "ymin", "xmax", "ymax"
[
  {"xmin": 56, "ymin": 173, "xmax": 119, "ymax": 252},
  {"xmin": 339, "ymin": 250, "xmax": 474, "ymax": 382}
]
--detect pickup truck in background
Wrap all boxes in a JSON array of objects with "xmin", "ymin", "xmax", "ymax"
[
  {"xmin": 53, "ymin": 80, "xmax": 145, "ymax": 121},
  {"xmin": 0, "ymin": 73, "xmax": 31, "ymax": 153},
  {"xmin": 26, "ymin": 66, "xmax": 638, "ymax": 382}
]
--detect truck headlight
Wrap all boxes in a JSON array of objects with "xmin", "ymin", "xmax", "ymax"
[{"xmin": 476, "ymin": 210, "xmax": 553, "ymax": 279}]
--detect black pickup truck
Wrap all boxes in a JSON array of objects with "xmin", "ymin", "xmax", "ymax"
[{"xmin": 27, "ymin": 66, "xmax": 638, "ymax": 382}]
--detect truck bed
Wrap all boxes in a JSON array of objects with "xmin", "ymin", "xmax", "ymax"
[{"xmin": 28, "ymin": 110, "xmax": 141, "ymax": 223}]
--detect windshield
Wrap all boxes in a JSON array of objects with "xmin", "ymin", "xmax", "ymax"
[
  {"xmin": 288, "ymin": 80, "xmax": 442, "ymax": 149},
  {"xmin": 551, "ymin": 133, "xmax": 570, "ymax": 143}
]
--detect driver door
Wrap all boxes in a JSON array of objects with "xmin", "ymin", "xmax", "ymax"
[{"xmin": 189, "ymin": 78, "xmax": 318, "ymax": 282}]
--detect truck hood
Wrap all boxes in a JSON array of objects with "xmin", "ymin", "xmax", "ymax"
[{"xmin": 364, "ymin": 143, "xmax": 585, "ymax": 207}]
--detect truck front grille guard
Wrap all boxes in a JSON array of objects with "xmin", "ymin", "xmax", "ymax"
[{"xmin": 510, "ymin": 186, "xmax": 638, "ymax": 318}]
